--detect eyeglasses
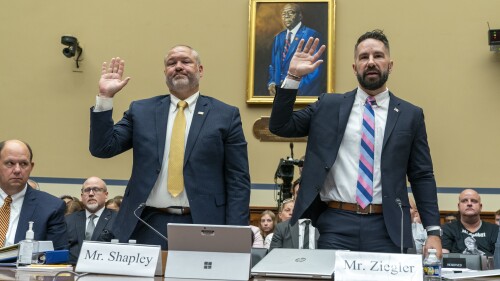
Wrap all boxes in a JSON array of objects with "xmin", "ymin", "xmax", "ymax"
[{"xmin": 81, "ymin": 187, "xmax": 105, "ymax": 194}]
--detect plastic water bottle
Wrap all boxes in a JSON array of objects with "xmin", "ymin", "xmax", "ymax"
[
  {"xmin": 17, "ymin": 221, "xmax": 39, "ymax": 267},
  {"xmin": 423, "ymin": 249, "xmax": 441, "ymax": 280}
]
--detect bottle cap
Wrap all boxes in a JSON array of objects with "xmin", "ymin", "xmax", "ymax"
[{"xmin": 26, "ymin": 221, "xmax": 35, "ymax": 240}]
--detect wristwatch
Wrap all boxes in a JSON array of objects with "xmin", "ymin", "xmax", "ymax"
[{"xmin": 427, "ymin": 229, "xmax": 442, "ymax": 237}]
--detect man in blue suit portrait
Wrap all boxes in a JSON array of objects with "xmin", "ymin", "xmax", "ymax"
[
  {"xmin": 268, "ymin": 3, "xmax": 325, "ymax": 97},
  {"xmin": 89, "ymin": 45, "xmax": 251, "ymax": 249},
  {"xmin": 269, "ymin": 30, "xmax": 442, "ymax": 257},
  {"xmin": 0, "ymin": 140, "xmax": 67, "ymax": 250}
]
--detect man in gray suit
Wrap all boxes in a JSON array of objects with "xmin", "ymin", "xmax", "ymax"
[
  {"xmin": 270, "ymin": 219, "xmax": 319, "ymax": 250},
  {"xmin": 65, "ymin": 177, "xmax": 116, "ymax": 264}
]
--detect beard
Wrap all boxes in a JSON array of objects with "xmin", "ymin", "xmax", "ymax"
[
  {"xmin": 85, "ymin": 201, "xmax": 100, "ymax": 213},
  {"xmin": 166, "ymin": 72, "xmax": 200, "ymax": 92},
  {"xmin": 356, "ymin": 67, "xmax": 390, "ymax": 91}
]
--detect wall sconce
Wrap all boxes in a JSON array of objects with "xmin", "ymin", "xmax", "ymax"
[{"xmin": 61, "ymin": 35, "xmax": 83, "ymax": 68}]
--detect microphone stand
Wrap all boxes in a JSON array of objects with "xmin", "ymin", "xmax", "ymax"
[
  {"xmin": 395, "ymin": 198, "xmax": 403, "ymax": 254},
  {"xmin": 133, "ymin": 203, "xmax": 168, "ymax": 242}
]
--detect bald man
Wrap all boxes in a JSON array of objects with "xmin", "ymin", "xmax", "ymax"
[
  {"xmin": 442, "ymin": 189, "xmax": 498, "ymax": 255},
  {"xmin": 0, "ymin": 140, "xmax": 67, "ymax": 249},
  {"xmin": 65, "ymin": 177, "xmax": 117, "ymax": 264}
]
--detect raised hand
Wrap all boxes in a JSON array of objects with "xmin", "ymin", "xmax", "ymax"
[
  {"xmin": 287, "ymin": 37, "xmax": 326, "ymax": 79},
  {"xmin": 98, "ymin": 57, "xmax": 131, "ymax": 98}
]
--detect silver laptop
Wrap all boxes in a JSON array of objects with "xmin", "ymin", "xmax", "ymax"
[
  {"xmin": 251, "ymin": 248, "xmax": 337, "ymax": 279},
  {"xmin": 165, "ymin": 223, "xmax": 252, "ymax": 280}
]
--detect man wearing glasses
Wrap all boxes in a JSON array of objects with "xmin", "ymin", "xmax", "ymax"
[
  {"xmin": 65, "ymin": 176, "xmax": 117, "ymax": 264},
  {"xmin": 268, "ymin": 3, "xmax": 324, "ymax": 97}
]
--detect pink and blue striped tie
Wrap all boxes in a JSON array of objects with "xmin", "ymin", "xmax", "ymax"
[{"xmin": 356, "ymin": 96, "xmax": 377, "ymax": 208}]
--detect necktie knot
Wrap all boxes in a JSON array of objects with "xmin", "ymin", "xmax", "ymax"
[
  {"xmin": 366, "ymin": 96, "xmax": 377, "ymax": 107},
  {"xmin": 89, "ymin": 214, "xmax": 97, "ymax": 220},
  {"xmin": 177, "ymin": 101, "xmax": 188, "ymax": 110},
  {"xmin": 3, "ymin": 196, "xmax": 12, "ymax": 206}
]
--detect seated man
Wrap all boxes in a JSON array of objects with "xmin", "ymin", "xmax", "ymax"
[
  {"xmin": 0, "ymin": 140, "xmax": 67, "ymax": 249},
  {"xmin": 65, "ymin": 177, "xmax": 117, "ymax": 264},
  {"xmin": 270, "ymin": 199, "xmax": 319, "ymax": 250},
  {"xmin": 409, "ymin": 196, "xmax": 427, "ymax": 254},
  {"xmin": 442, "ymin": 189, "xmax": 498, "ymax": 256}
]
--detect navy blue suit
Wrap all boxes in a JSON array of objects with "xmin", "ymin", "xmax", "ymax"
[
  {"xmin": 89, "ymin": 94, "xmax": 251, "ymax": 244},
  {"xmin": 269, "ymin": 88, "xmax": 440, "ymax": 249},
  {"xmin": 65, "ymin": 208, "xmax": 117, "ymax": 264},
  {"xmin": 14, "ymin": 187, "xmax": 67, "ymax": 250},
  {"xmin": 269, "ymin": 24, "xmax": 325, "ymax": 96}
]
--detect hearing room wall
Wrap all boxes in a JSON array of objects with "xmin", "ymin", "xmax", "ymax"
[{"xmin": 1, "ymin": 0, "xmax": 500, "ymax": 211}]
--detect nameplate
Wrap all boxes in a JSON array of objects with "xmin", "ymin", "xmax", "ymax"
[
  {"xmin": 75, "ymin": 241, "xmax": 161, "ymax": 277},
  {"xmin": 334, "ymin": 251, "xmax": 423, "ymax": 281}
]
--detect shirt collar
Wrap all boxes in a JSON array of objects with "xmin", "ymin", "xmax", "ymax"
[
  {"xmin": 170, "ymin": 92, "xmax": 200, "ymax": 113},
  {"xmin": 356, "ymin": 87, "xmax": 389, "ymax": 107},
  {"xmin": 0, "ymin": 184, "xmax": 28, "ymax": 202},
  {"xmin": 86, "ymin": 206, "xmax": 105, "ymax": 218}
]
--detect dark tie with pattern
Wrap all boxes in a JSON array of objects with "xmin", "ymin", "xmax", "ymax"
[
  {"xmin": 282, "ymin": 32, "xmax": 292, "ymax": 62},
  {"xmin": 303, "ymin": 220, "xmax": 311, "ymax": 249}
]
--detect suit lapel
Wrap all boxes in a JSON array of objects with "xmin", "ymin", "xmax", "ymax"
[
  {"xmin": 156, "ymin": 95, "xmax": 171, "ymax": 166},
  {"xmin": 383, "ymin": 92, "xmax": 401, "ymax": 150},
  {"xmin": 184, "ymin": 95, "xmax": 210, "ymax": 164},
  {"xmin": 76, "ymin": 211, "xmax": 86, "ymax": 243},
  {"xmin": 16, "ymin": 187, "xmax": 36, "ymax": 242},
  {"xmin": 290, "ymin": 222, "xmax": 299, "ymax": 248},
  {"xmin": 91, "ymin": 209, "xmax": 111, "ymax": 240},
  {"xmin": 337, "ymin": 90, "xmax": 356, "ymax": 148}
]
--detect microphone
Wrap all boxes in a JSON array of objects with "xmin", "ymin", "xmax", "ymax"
[
  {"xmin": 395, "ymin": 198, "xmax": 403, "ymax": 254},
  {"xmin": 133, "ymin": 203, "xmax": 168, "ymax": 242}
]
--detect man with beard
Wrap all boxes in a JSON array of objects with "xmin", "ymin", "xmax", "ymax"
[
  {"xmin": 269, "ymin": 30, "xmax": 442, "ymax": 256},
  {"xmin": 268, "ymin": 3, "xmax": 324, "ymax": 96},
  {"xmin": 65, "ymin": 177, "xmax": 116, "ymax": 264},
  {"xmin": 89, "ymin": 45, "xmax": 250, "ymax": 249}
]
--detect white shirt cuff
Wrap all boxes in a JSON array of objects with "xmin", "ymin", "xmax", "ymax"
[
  {"xmin": 94, "ymin": 95, "xmax": 113, "ymax": 112},
  {"xmin": 281, "ymin": 78, "xmax": 300, "ymax": 89}
]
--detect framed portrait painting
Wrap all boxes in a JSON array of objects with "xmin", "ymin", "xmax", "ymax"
[{"xmin": 246, "ymin": 0, "xmax": 335, "ymax": 104}]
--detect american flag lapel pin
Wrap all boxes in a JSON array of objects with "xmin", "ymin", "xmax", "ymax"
[
  {"xmin": 394, "ymin": 107, "xmax": 399, "ymax": 113},
  {"xmin": 197, "ymin": 111, "xmax": 204, "ymax": 115}
]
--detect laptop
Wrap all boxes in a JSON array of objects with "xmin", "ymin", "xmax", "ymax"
[
  {"xmin": 164, "ymin": 223, "xmax": 252, "ymax": 280},
  {"xmin": 251, "ymin": 248, "xmax": 337, "ymax": 279}
]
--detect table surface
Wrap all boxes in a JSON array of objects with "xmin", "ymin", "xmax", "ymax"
[{"xmin": 2, "ymin": 267, "xmax": 500, "ymax": 281}]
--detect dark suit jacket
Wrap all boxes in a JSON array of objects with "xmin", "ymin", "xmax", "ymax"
[
  {"xmin": 14, "ymin": 187, "xmax": 67, "ymax": 250},
  {"xmin": 65, "ymin": 208, "xmax": 117, "ymax": 264},
  {"xmin": 89, "ymin": 94, "xmax": 251, "ymax": 242},
  {"xmin": 269, "ymin": 220, "xmax": 319, "ymax": 250},
  {"xmin": 269, "ymin": 88, "xmax": 440, "ymax": 248},
  {"xmin": 269, "ymin": 24, "xmax": 325, "ymax": 96}
]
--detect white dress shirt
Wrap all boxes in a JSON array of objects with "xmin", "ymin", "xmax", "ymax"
[
  {"xmin": 298, "ymin": 218, "xmax": 316, "ymax": 249},
  {"xmin": 0, "ymin": 185, "xmax": 27, "ymax": 246},
  {"xmin": 321, "ymin": 88, "xmax": 389, "ymax": 204},
  {"xmin": 94, "ymin": 93, "xmax": 199, "ymax": 208}
]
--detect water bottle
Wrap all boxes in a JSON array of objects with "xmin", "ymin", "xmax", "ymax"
[
  {"xmin": 494, "ymin": 234, "xmax": 500, "ymax": 269},
  {"xmin": 423, "ymin": 249, "xmax": 441, "ymax": 281},
  {"xmin": 17, "ymin": 221, "xmax": 39, "ymax": 267}
]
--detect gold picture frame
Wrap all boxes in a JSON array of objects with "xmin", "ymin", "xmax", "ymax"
[{"xmin": 246, "ymin": 0, "xmax": 335, "ymax": 104}]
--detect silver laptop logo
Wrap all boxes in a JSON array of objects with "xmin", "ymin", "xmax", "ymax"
[{"xmin": 295, "ymin": 257, "xmax": 307, "ymax": 262}]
